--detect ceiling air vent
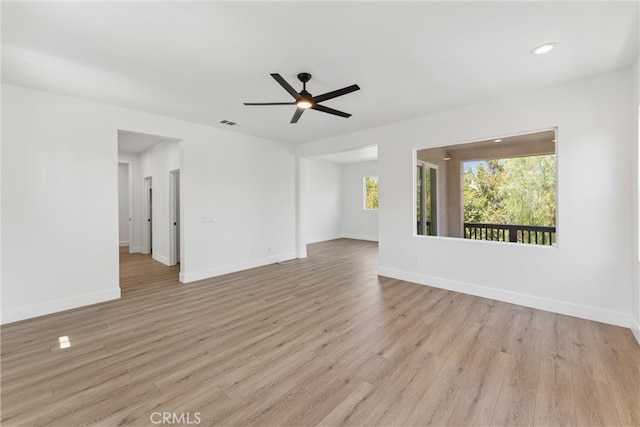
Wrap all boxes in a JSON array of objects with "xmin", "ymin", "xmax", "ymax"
[{"xmin": 219, "ymin": 120, "xmax": 238, "ymax": 126}]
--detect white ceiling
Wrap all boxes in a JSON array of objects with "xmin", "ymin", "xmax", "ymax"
[{"xmin": 2, "ymin": 2, "xmax": 638, "ymax": 145}]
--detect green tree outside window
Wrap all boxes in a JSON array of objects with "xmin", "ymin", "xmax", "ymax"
[{"xmin": 365, "ymin": 176, "xmax": 379, "ymax": 210}]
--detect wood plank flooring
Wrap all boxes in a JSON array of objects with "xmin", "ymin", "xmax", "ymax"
[
  {"xmin": 1, "ymin": 239, "xmax": 638, "ymax": 426},
  {"xmin": 118, "ymin": 247, "xmax": 180, "ymax": 295}
]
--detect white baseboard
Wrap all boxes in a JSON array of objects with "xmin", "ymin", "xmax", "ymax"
[
  {"xmin": 130, "ymin": 246, "xmax": 143, "ymax": 253},
  {"xmin": 631, "ymin": 316, "xmax": 640, "ymax": 346},
  {"xmin": 152, "ymin": 253, "xmax": 170, "ymax": 266},
  {"xmin": 341, "ymin": 233, "xmax": 378, "ymax": 242},
  {"xmin": 1, "ymin": 288, "xmax": 121, "ymax": 325},
  {"xmin": 306, "ymin": 233, "xmax": 379, "ymax": 244},
  {"xmin": 181, "ymin": 252, "xmax": 297, "ymax": 283},
  {"xmin": 306, "ymin": 234, "xmax": 342, "ymax": 244},
  {"xmin": 119, "ymin": 240, "xmax": 129, "ymax": 247},
  {"xmin": 377, "ymin": 266, "xmax": 632, "ymax": 329}
]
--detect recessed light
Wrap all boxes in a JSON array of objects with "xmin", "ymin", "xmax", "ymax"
[
  {"xmin": 531, "ymin": 43, "xmax": 556, "ymax": 55},
  {"xmin": 494, "ymin": 139, "xmax": 502, "ymax": 143}
]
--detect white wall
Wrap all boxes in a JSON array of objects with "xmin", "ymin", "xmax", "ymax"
[
  {"xmin": 2, "ymin": 84, "xmax": 121, "ymax": 323},
  {"xmin": 182, "ymin": 133, "xmax": 296, "ymax": 282},
  {"xmin": 304, "ymin": 159, "xmax": 342, "ymax": 243},
  {"xmin": 139, "ymin": 140, "xmax": 181, "ymax": 265},
  {"xmin": 299, "ymin": 69, "xmax": 635, "ymax": 329},
  {"xmin": 1, "ymin": 83, "xmax": 297, "ymax": 323},
  {"xmin": 117, "ymin": 163, "xmax": 130, "ymax": 246},
  {"xmin": 341, "ymin": 161, "xmax": 378, "ymax": 241}
]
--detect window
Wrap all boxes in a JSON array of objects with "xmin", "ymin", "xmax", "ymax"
[
  {"xmin": 463, "ymin": 154, "xmax": 556, "ymax": 245},
  {"xmin": 415, "ymin": 129, "xmax": 557, "ymax": 245},
  {"xmin": 364, "ymin": 176, "xmax": 379, "ymax": 210}
]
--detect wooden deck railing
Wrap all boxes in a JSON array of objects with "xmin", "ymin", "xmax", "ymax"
[{"xmin": 464, "ymin": 222, "xmax": 556, "ymax": 245}]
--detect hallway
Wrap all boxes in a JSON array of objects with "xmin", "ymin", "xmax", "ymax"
[{"xmin": 119, "ymin": 247, "xmax": 179, "ymax": 295}]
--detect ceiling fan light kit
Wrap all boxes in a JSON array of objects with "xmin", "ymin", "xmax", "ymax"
[{"xmin": 244, "ymin": 72, "xmax": 360, "ymax": 123}]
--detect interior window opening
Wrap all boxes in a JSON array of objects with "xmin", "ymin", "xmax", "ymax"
[{"xmin": 415, "ymin": 129, "xmax": 557, "ymax": 246}]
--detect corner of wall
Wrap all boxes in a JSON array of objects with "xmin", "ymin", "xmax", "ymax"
[
  {"xmin": 632, "ymin": 56, "xmax": 640, "ymax": 345},
  {"xmin": 152, "ymin": 252, "xmax": 171, "ymax": 266},
  {"xmin": 632, "ymin": 317, "xmax": 640, "ymax": 345}
]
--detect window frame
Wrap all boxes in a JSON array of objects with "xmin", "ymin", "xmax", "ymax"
[{"xmin": 413, "ymin": 128, "xmax": 558, "ymax": 247}]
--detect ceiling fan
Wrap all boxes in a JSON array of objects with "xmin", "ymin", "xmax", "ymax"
[{"xmin": 244, "ymin": 73, "xmax": 360, "ymax": 124}]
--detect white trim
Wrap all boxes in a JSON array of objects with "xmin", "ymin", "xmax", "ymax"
[
  {"xmin": 181, "ymin": 252, "xmax": 297, "ymax": 283},
  {"xmin": 130, "ymin": 246, "xmax": 143, "ymax": 253},
  {"xmin": 153, "ymin": 253, "xmax": 170, "ymax": 266},
  {"xmin": 306, "ymin": 234, "xmax": 343, "ymax": 244},
  {"xmin": 377, "ymin": 266, "xmax": 632, "ymax": 329},
  {"xmin": 341, "ymin": 233, "xmax": 378, "ymax": 242},
  {"xmin": 306, "ymin": 233, "xmax": 379, "ymax": 244},
  {"xmin": 1, "ymin": 288, "xmax": 121, "ymax": 325},
  {"xmin": 126, "ymin": 161, "xmax": 134, "ymax": 254},
  {"xmin": 142, "ymin": 176, "xmax": 152, "ymax": 254},
  {"xmin": 169, "ymin": 169, "xmax": 180, "ymax": 267},
  {"xmin": 117, "ymin": 161, "xmax": 134, "ymax": 253},
  {"xmin": 631, "ymin": 316, "xmax": 640, "ymax": 346}
]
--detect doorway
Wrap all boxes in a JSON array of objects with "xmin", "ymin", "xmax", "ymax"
[
  {"xmin": 169, "ymin": 169, "xmax": 180, "ymax": 266},
  {"xmin": 143, "ymin": 176, "xmax": 153, "ymax": 254},
  {"xmin": 118, "ymin": 161, "xmax": 133, "ymax": 250},
  {"xmin": 300, "ymin": 145, "xmax": 380, "ymax": 258}
]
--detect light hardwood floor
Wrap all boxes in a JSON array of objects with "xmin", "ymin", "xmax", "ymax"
[
  {"xmin": 118, "ymin": 246, "xmax": 180, "ymax": 295},
  {"xmin": 1, "ymin": 239, "xmax": 638, "ymax": 426}
]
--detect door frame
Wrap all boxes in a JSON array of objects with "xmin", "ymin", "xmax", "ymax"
[
  {"xmin": 169, "ymin": 169, "xmax": 180, "ymax": 266},
  {"xmin": 118, "ymin": 161, "xmax": 134, "ymax": 253},
  {"xmin": 143, "ymin": 176, "xmax": 152, "ymax": 254}
]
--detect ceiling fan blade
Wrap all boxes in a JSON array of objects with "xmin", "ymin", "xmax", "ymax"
[
  {"xmin": 312, "ymin": 104, "xmax": 352, "ymax": 118},
  {"xmin": 243, "ymin": 102, "xmax": 296, "ymax": 106},
  {"xmin": 313, "ymin": 84, "xmax": 360, "ymax": 103},
  {"xmin": 271, "ymin": 74, "xmax": 301, "ymax": 100},
  {"xmin": 290, "ymin": 108, "xmax": 305, "ymax": 123}
]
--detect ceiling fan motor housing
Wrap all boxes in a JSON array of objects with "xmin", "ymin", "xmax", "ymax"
[
  {"xmin": 297, "ymin": 72, "xmax": 312, "ymax": 83},
  {"xmin": 299, "ymin": 89, "xmax": 313, "ymax": 100}
]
